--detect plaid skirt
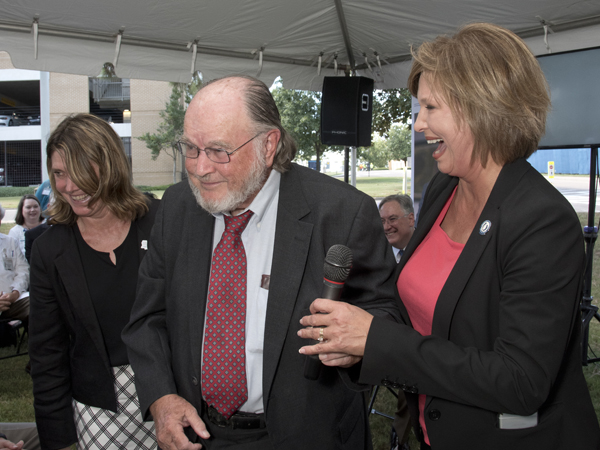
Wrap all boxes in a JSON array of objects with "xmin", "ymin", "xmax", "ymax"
[{"xmin": 72, "ymin": 365, "xmax": 157, "ymax": 450}]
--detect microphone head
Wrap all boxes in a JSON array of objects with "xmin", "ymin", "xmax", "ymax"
[{"xmin": 324, "ymin": 244, "xmax": 353, "ymax": 283}]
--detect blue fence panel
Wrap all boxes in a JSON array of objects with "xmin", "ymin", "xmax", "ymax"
[{"xmin": 528, "ymin": 148, "xmax": 591, "ymax": 174}]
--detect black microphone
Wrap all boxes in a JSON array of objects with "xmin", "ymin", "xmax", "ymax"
[{"xmin": 304, "ymin": 244, "xmax": 353, "ymax": 380}]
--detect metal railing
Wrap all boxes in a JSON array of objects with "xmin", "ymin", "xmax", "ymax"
[{"xmin": 90, "ymin": 79, "xmax": 131, "ymax": 102}]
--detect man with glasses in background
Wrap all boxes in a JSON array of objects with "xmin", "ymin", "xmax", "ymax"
[
  {"xmin": 378, "ymin": 194, "xmax": 415, "ymax": 450},
  {"xmin": 379, "ymin": 195, "xmax": 415, "ymax": 263},
  {"xmin": 124, "ymin": 75, "xmax": 399, "ymax": 450}
]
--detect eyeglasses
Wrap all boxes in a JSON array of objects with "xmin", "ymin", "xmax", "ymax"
[
  {"xmin": 381, "ymin": 213, "xmax": 410, "ymax": 226},
  {"xmin": 176, "ymin": 132, "xmax": 263, "ymax": 164}
]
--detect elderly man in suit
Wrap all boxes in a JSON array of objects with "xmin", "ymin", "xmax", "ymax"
[
  {"xmin": 379, "ymin": 194, "xmax": 415, "ymax": 264},
  {"xmin": 123, "ymin": 75, "xmax": 400, "ymax": 450},
  {"xmin": 378, "ymin": 194, "xmax": 415, "ymax": 450}
]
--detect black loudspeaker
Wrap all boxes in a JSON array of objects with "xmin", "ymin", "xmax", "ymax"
[{"xmin": 321, "ymin": 76, "xmax": 374, "ymax": 147}]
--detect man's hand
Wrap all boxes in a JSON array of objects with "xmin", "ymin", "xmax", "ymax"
[
  {"xmin": 0, "ymin": 438, "xmax": 24, "ymax": 450},
  {"xmin": 0, "ymin": 298, "xmax": 11, "ymax": 312},
  {"xmin": 150, "ymin": 394, "xmax": 210, "ymax": 450},
  {"xmin": 0, "ymin": 291, "xmax": 19, "ymax": 311}
]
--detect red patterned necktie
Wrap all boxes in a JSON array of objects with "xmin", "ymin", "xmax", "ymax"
[{"xmin": 202, "ymin": 210, "xmax": 253, "ymax": 419}]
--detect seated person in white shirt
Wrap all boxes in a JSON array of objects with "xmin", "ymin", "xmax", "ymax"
[
  {"xmin": 379, "ymin": 194, "xmax": 415, "ymax": 263},
  {"xmin": 0, "ymin": 204, "xmax": 30, "ymax": 322}
]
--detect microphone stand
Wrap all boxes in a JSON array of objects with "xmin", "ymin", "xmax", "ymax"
[{"xmin": 581, "ymin": 145, "xmax": 600, "ymax": 365}]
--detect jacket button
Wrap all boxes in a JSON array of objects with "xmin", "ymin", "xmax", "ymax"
[
  {"xmin": 428, "ymin": 409, "xmax": 441, "ymax": 421},
  {"xmin": 381, "ymin": 379, "xmax": 391, "ymax": 387},
  {"xmin": 192, "ymin": 376, "xmax": 198, "ymax": 386}
]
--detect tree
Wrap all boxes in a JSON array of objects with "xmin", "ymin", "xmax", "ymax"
[
  {"xmin": 358, "ymin": 124, "xmax": 411, "ymax": 168},
  {"xmin": 138, "ymin": 73, "xmax": 202, "ymax": 183},
  {"xmin": 372, "ymin": 88, "xmax": 412, "ymax": 138},
  {"xmin": 386, "ymin": 124, "xmax": 411, "ymax": 163},
  {"xmin": 358, "ymin": 137, "xmax": 390, "ymax": 169},
  {"xmin": 272, "ymin": 86, "xmax": 330, "ymax": 171}
]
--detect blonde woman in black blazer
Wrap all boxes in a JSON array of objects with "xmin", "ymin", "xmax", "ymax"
[
  {"xmin": 29, "ymin": 114, "xmax": 159, "ymax": 450},
  {"xmin": 298, "ymin": 24, "xmax": 600, "ymax": 450}
]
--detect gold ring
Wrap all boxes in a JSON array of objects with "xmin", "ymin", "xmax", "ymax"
[{"xmin": 318, "ymin": 327, "xmax": 324, "ymax": 342}]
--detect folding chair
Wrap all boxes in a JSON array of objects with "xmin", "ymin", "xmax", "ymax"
[{"xmin": 0, "ymin": 318, "xmax": 28, "ymax": 360}]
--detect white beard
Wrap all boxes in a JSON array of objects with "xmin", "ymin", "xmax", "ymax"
[{"xmin": 187, "ymin": 148, "xmax": 268, "ymax": 215}]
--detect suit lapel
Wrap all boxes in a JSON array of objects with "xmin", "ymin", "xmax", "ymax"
[
  {"xmin": 262, "ymin": 168, "xmax": 313, "ymax": 405},
  {"xmin": 55, "ymin": 229, "xmax": 111, "ymax": 370},
  {"xmin": 187, "ymin": 203, "xmax": 216, "ymax": 378},
  {"xmin": 431, "ymin": 159, "xmax": 530, "ymax": 337}
]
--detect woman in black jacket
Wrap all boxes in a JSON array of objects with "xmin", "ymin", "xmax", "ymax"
[
  {"xmin": 298, "ymin": 23, "xmax": 600, "ymax": 450},
  {"xmin": 29, "ymin": 114, "xmax": 159, "ymax": 450}
]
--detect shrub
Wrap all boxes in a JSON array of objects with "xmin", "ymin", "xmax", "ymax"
[{"xmin": 0, "ymin": 187, "xmax": 36, "ymax": 197}]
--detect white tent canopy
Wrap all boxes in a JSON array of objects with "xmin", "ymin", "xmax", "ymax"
[{"xmin": 1, "ymin": 0, "xmax": 599, "ymax": 90}]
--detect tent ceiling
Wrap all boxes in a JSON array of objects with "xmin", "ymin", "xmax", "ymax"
[{"xmin": 1, "ymin": 0, "xmax": 599, "ymax": 90}]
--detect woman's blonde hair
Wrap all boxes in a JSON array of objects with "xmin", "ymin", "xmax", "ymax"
[
  {"xmin": 46, "ymin": 113, "xmax": 149, "ymax": 225},
  {"xmin": 408, "ymin": 23, "xmax": 550, "ymax": 167}
]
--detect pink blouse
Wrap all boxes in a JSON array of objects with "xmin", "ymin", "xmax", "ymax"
[{"xmin": 397, "ymin": 188, "xmax": 464, "ymax": 445}]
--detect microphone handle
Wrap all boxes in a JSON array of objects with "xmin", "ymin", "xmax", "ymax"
[
  {"xmin": 303, "ymin": 279, "xmax": 344, "ymax": 380},
  {"xmin": 321, "ymin": 279, "xmax": 344, "ymax": 301}
]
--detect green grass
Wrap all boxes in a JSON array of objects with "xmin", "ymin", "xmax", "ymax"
[
  {"xmin": 147, "ymin": 178, "xmax": 410, "ymax": 200},
  {"xmin": 356, "ymin": 177, "xmax": 411, "ymax": 198},
  {"xmin": 0, "ymin": 340, "xmax": 33, "ymax": 422},
  {"xmin": 0, "ymin": 197, "xmax": 25, "ymax": 209}
]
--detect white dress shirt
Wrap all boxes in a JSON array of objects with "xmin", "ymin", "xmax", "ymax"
[
  {"xmin": 8, "ymin": 225, "xmax": 26, "ymax": 257},
  {"xmin": 393, "ymin": 246, "xmax": 404, "ymax": 263}
]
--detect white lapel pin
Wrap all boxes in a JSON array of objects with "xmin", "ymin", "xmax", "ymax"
[
  {"xmin": 141, "ymin": 240, "xmax": 148, "ymax": 250},
  {"xmin": 479, "ymin": 220, "xmax": 491, "ymax": 235}
]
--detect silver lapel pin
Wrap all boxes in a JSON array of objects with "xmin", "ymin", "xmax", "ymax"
[{"xmin": 479, "ymin": 220, "xmax": 492, "ymax": 235}]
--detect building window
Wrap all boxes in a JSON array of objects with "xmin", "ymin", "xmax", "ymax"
[
  {"xmin": 0, "ymin": 140, "xmax": 42, "ymax": 187},
  {"xmin": 0, "ymin": 79, "xmax": 41, "ymax": 127}
]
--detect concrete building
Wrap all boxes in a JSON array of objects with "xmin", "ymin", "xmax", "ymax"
[{"xmin": 0, "ymin": 51, "xmax": 180, "ymax": 187}]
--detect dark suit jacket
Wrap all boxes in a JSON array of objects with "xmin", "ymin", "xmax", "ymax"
[
  {"xmin": 28, "ymin": 198, "xmax": 159, "ymax": 450},
  {"xmin": 123, "ymin": 164, "xmax": 400, "ymax": 449},
  {"xmin": 360, "ymin": 158, "xmax": 600, "ymax": 449},
  {"xmin": 25, "ymin": 222, "xmax": 51, "ymax": 262}
]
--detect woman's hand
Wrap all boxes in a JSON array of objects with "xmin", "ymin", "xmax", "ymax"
[{"xmin": 297, "ymin": 298, "xmax": 373, "ymax": 367}]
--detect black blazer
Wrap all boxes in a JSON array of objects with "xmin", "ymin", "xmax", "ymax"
[
  {"xmin": 360, "ymin": 158, "xmax": 600, "ymax": 449},
  {"xmin": 123, "ymin": 164, "xmax": 400, "ymax": 449},
  {"xmin": 25, "ymin": 222, "xmax": 51, "ymax": 262},
  {"xmin": 29, "ymin": 198, "xmax": 159, "ymax": 450}
]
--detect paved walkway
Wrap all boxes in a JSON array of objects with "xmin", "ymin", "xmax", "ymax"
[{"xmin": 3, "ymin": 208, "xmax": 16, "ymax": 223}]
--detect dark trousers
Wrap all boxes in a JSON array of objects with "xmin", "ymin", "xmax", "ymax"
[{"xmin": 393, "ymin": 390, "xmax": 412, "ymax": 444}]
